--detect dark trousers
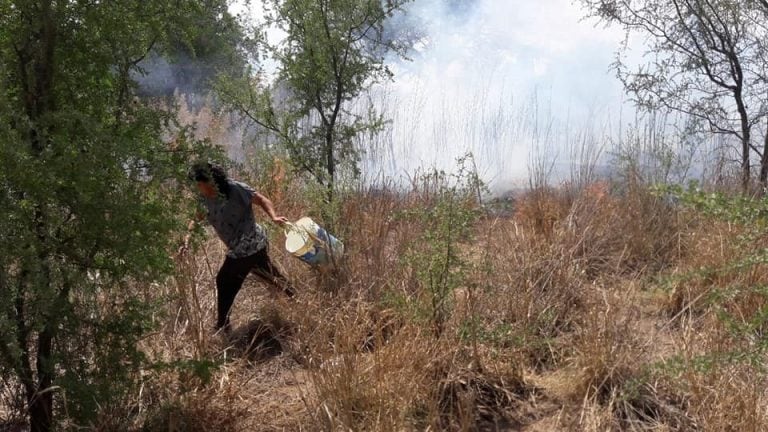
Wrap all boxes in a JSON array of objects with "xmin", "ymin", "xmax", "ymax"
[{"xmin": 215, "ymin": 247, "xmax": 294, "ymax": 331}]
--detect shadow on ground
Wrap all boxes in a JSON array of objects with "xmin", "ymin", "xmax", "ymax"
[{"xmin": 225, "ymin": 317, "xmax": 292, "ymax": 363}]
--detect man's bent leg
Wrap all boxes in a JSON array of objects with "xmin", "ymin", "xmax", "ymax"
[{"xmin": 251, "ymin": 247, "xmax": 295, "ymax": 297}]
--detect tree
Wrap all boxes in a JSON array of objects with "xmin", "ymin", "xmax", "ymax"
[
  {"xmin": 218, "ymin": 0, "xmax": 411, "ymax": 204},
  {"xmin": 581, "ymin": 0, "xmax": 768, "ymax": 191},
  {"xmin": 753, "ymin": 0, "xmax": 768, "ymax": 184},
  {"xmin": 0, "ymin": 1, "xmax": 227, "ymax": 430}
]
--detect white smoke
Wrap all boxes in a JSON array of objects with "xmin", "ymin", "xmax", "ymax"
[
  {"xmin": 363, "ymin": 0, "xmax": 634, "ymax": 190},
  {"xmin": 230, "ymin": 0, "xmax": 645, "ymax": 190}
]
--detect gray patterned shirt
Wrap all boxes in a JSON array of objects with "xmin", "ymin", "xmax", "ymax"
[{"xmin": 201, "ymin": 180, "xmax": 267, "ymax": 258}]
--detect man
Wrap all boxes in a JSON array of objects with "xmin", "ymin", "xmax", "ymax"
[{"xmin": 181, "ymin": 162, "xmax": 294, "ymax": 333}]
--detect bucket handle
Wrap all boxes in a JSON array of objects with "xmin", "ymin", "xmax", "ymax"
[
  {"xmin": 283, "ymin": 222, "xmax": 304, "ymax": 238},
  {"xmin": 283, "ymin": 221, "xmax": 328, "ymax": 247}
]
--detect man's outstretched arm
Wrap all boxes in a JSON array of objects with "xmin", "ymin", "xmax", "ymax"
[{"xmin": 252, "ymin": 192, "xmax": 289, "ymax": 226}]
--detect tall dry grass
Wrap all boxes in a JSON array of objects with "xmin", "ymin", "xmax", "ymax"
[{"xmin": 6, "ymin": 166, "xmax": 768, "ymax": 431}]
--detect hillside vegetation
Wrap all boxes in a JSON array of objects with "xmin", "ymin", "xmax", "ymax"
[
  {"xmin": 8, "ymin": 169, "xmax": 759, "ymax": 431},
  {"xmin": 3, "ymin": 0, "xmax": 768, "ymax": 430}
]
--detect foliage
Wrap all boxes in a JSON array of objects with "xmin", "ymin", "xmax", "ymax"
[
  {"xmin": 217, "ymin": 0, "xmax": 412, "ymax": 203},
  {"xmin": 0, "ymin": 1, "xmax": 222, "ymax": 430},
  {"xmin": 655, "ymin": 182, "xmax": 768, "ymax": 226},
  {"xmin": 655, "ymin": 182, "xmax": 768, "ymax": 372},
  {"xmin": 398, "ymin": 155, "xmax": 485, "ymax": 337}
]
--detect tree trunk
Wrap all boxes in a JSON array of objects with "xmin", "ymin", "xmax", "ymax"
[
  {"xmin": 13, "ymin": 269, "xmax": 53, "ymax": 432},
  {"xmin": 325, "ymin": 130, "xmax": 335, "ymax": 205},
  {"xmin": 28, "ymin": 274, "xmax": 70, "ymax": 432},
  {"xmin": 28, "ymin": 383, "xmax": 53, "ymax": 432},
  {"xmin": 734, "ymin": 90, "xmax": 751, "ymax": 193},
  {"xmin": 21, "ymin": 3, "xmax": 58, "ymax": 428},
  {"xmin": 760, "ymin": 117, "xmax": 768, "ymax": 188},
  {"xmin": 29, "ymin": 326, "xmax": 54, "ymax": 432},
  {"xmin": 742, "ymin": 140, "xmax": 751, "ymax": 193},
  {"xmin": 27, "ymin": 252, "xmax": 55, "ymax": 432}
]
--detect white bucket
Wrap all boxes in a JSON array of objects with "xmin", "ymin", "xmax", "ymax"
[{"xmin": 284, "ymin": 217, "xmax": 344, "ymax": 266}]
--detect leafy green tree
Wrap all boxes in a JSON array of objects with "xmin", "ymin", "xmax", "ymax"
[
  {"xmin": 0, "ymin": 1, "xmax": 229, "ymax": 430},
  {"xmin": 218, "ymin": 0, "xmax": 411, "ymax": 203}
]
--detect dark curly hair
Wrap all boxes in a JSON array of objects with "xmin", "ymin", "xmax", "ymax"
[{"xmin": 189, "ymin": 162, "xmax": 231, "ymax": 197}]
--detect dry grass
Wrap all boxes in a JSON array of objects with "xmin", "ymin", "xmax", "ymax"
[
  {"xmin": 6, "ymin": 174, "xmax": 768, "ymax": 431},
  {"xmin": 136, "ymin": 178, "xmax": 768, "ymax": 431}
]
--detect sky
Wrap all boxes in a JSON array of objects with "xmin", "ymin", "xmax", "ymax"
[{"xmin": 229, "ymin": 0, "xmax": 640, "ymax": 190}]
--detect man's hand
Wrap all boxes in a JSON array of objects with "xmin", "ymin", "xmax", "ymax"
[{"xmin": 272, "ymin": 216, "xmax": 290, "ymax": 226}]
